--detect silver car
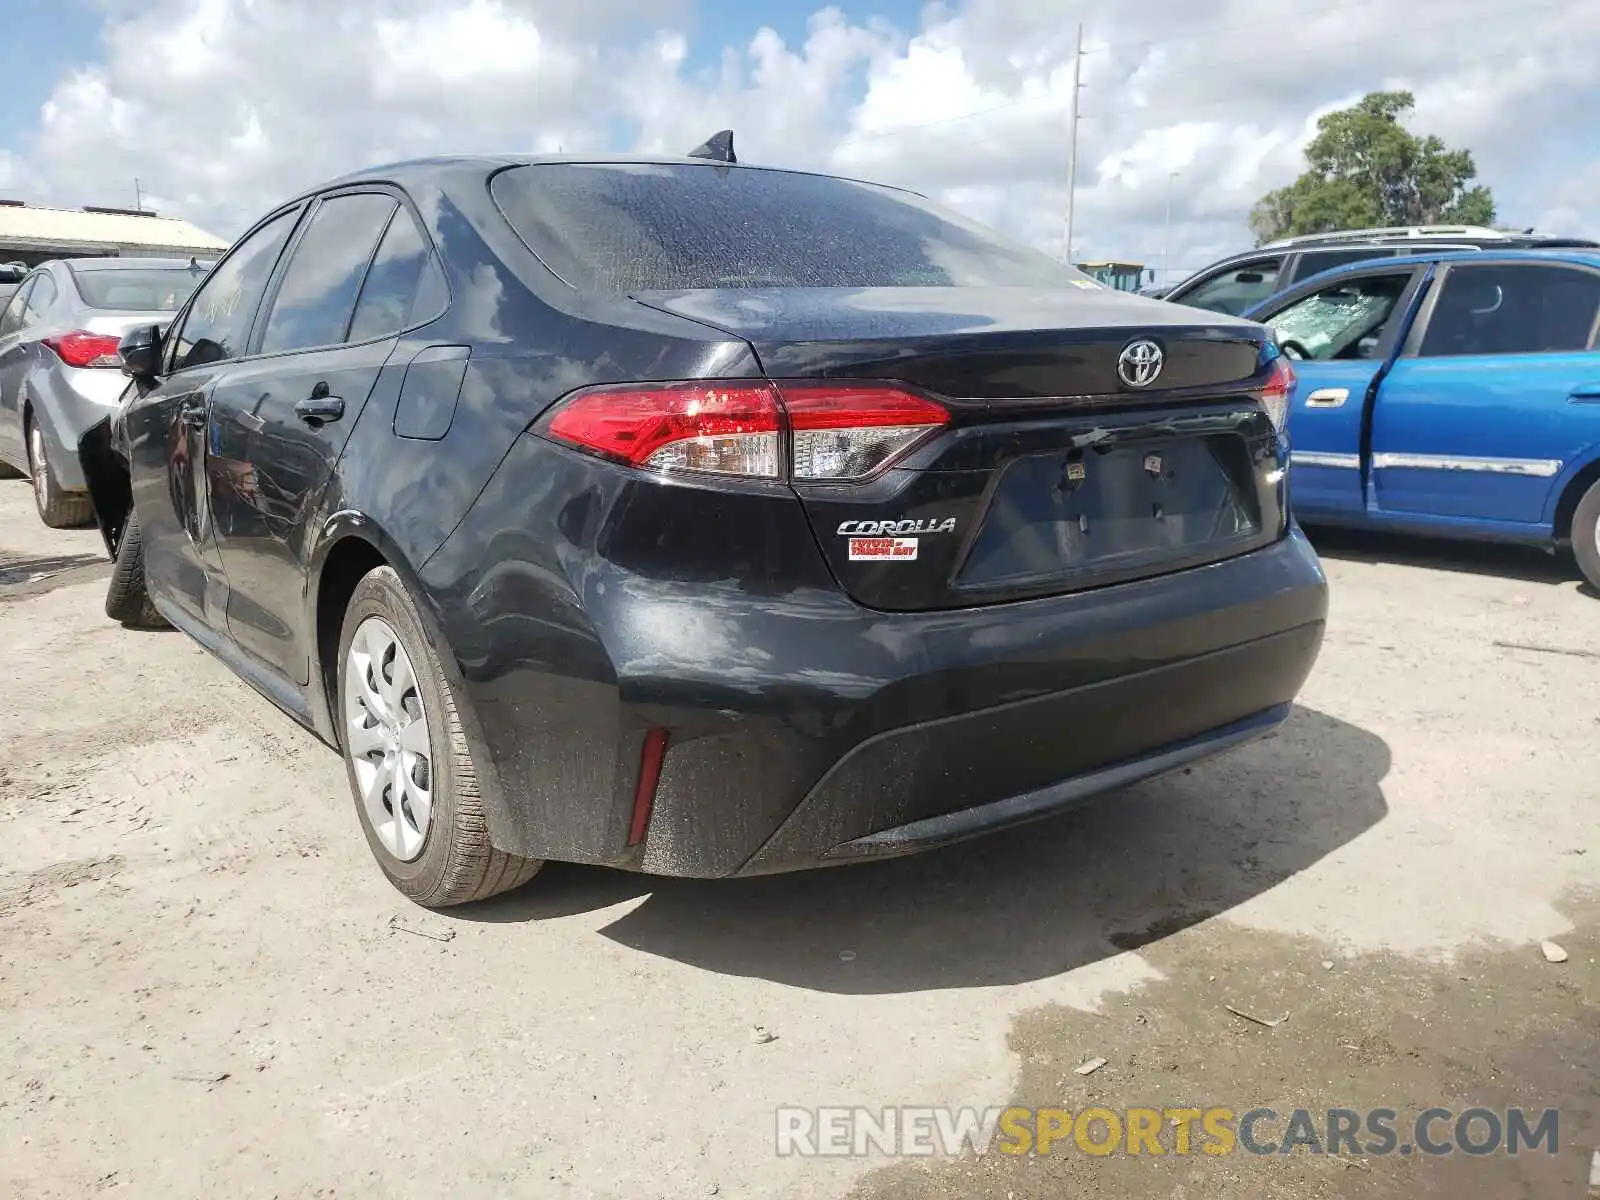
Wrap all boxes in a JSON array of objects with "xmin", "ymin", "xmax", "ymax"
[{"xmin": 0, "ymin": 257, "xmax": 210, "ymax": 526}]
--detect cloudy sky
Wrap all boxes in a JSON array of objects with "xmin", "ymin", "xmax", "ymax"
[{"xmin": 3, "ymin": 0, "xmax": 1596, "ymax": 284}]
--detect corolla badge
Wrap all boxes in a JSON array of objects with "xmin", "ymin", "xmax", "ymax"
[{"xmin": 1118, "ymin": 339, "xmax": 1164, "ymax": 388}]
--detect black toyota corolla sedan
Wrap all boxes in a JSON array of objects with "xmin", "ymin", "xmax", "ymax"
[{"xmin": 78, "ymin": 146, "xmax": 1327, "ymax": 907}]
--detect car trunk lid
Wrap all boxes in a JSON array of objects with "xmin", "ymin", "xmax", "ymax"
[{"xmin": 633, "ymin": 286, "xmax": 1288, "ymax": 611}]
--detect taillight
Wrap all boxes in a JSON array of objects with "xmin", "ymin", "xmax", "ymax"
[
  {"xmin": 1260, "ymin": 355, "xmax": 1295, "ymax": 435},
  {"xmin": 43, "ymin": 331, "xmax": 123, "ymax": 369},
  {"xmin": 544, "ymin": 383, "xmax": 783, "ymax": 477},
  {"xmin": 538, "ymin": 381, "xmax": 950, "ymax": 482},
  {"xmin": 782, "ymin": 384, "xmax": 949, "ymax": 482}
]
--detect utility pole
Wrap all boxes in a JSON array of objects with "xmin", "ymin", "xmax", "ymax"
[
  {"xmin": 1161, "ymin": 170, "xmax": 1179, "ymax": 282},
  {"xmin": 133, "ymin": 177, "xmax": 143, "ymax": 213},
  {"xmin": 1062, "ymin": 22, "xmax": 1085, "ymax": 264}
]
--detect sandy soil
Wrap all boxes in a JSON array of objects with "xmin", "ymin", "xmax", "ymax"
[{"xmin": 0, "ymin": 479, "xmax": 1596, "ymax": 1199}]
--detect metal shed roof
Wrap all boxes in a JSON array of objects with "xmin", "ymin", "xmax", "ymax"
[{"xmin": 0, "ymin": 203, "xmax": 229, "ymax": 255}]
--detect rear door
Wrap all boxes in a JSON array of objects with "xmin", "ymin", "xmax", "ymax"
[
  {"xmin": 207, "ymin": 189, "xmax": 416, "ymax": 683},
  {"xmin": 1251, "ymin": 263, "xmax": 1430, "ymax": 519},
  {"xmin": 124, "ymin": 206, "xmax": 304, "ymax": 625},
  {"xmin": 1369, "ymin": 260, "xmax": 1600, "ymax": 527},
  {"xmin": 0, "ymin": 277, "xmax": 36, "ymax": 462}
]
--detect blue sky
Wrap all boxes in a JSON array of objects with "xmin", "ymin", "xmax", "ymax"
[
  {"xmin": 0, "ymin": 0, "xmax": 928, "ymax": 153},
  {"xmin": 3, "ymin": 0, "xmax": 1594, "ymax": 275},
  {"xmin": 1, "ymin": 0, "xmax": 101, "ymax": 150}
]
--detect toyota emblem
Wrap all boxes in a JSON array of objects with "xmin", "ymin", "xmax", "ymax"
[{"xmin": 1118, "ymin": 339, "xmax": 1164, "ymax": 388}]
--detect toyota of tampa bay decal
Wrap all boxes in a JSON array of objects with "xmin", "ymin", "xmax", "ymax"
[{"xmin": 837, "ymin": 517, "xmax": 958, "ymax": 563}]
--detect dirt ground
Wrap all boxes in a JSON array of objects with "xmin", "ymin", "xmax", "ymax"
[{"xmin": 1, "ymin": 478, "xmax": 1597, "ymax": 1200}]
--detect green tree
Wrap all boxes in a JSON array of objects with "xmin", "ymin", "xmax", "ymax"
[{"xmin": 1249, "ymin": 91, "xmax": 1496, "ymax": 244}]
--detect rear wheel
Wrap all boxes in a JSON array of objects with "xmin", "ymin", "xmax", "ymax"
[
  {"xmin": 26, "ymin": 417, "xmax": 93, "ymax": 529},
  {"xmin": 336, "ymin": 566, "xmax": 543, "ymax": 906},
  {"xmin": 1571, "ymin": 478, "xmax": 1600, "ymax": 594},
  {"xmin": 104, "ymin": 509, "xmax": 168, "ymax": 628}
]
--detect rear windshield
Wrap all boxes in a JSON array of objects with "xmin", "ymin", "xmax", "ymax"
[
  {"xmin": 72, "ymin": 267, "xmax": 206, "ymax": 311},
  {"xmin": 491, "ymin": 163, "xmax": 1087, "ymax": 292}
]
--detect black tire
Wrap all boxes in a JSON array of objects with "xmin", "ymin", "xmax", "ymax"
[
  {"xmin": 104, "ymin": 509, "xmax": 168, "ymax": 628},
  {"xmin": 25, "ymin": 415, "xmax": 93, "ymax": 528},
  {"xmin": 336, "ymin": 566, "xmax": 543, "ymax": 907},
  {"xmin": 1572, "ymin": 477, "xmax": 1600, "ymax": 593}
]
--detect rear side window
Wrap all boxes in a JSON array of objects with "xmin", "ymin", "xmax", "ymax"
[
  {"xmin": 491, "ymin": 163, "xmax": 1087, "ymax": 291},
  {"xmin": 1289, "ymin": 248, "xmax": 1395, "ymax": 284},
  {"xmin": 1419, "ymin": 264, "xmax": 1600, "ymax": 357},
  {"xmin": 260, "ymin": 193, "xmax": 398, "ymax": 355},
  {"xmin": 72, "ymin": 268, "xmax": 204, "ymax": 312},
  {"xmin": 347, "ymin": 208, "xmax": 435, "ymax": 342},
  {"xmin": 171, "ymin": 209, "xmax": 298, "ymax": 371},
  {"xmin": 1173, "ymin": 259, "xmax": 1282, "ymax": 315}
]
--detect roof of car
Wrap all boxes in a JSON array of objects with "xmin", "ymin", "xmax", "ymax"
[
  {"xmin": 61, "ymin": 256, "xmax": 213, "ymax": 272},
  {"xmin": 1312, "ymin": 247, "xmax": 1600, "ymax": 273},
  {"xmin": 306, "ymin": 154, "xmax": 927, "ymax": 203}
]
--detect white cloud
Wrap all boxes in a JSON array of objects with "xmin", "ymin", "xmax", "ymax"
[{"xmin": 4, "ymin": 0, "xmax": 1597, "ymax": 285}]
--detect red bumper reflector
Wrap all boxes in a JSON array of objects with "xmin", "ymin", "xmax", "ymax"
[{"xmin": 627, "ymin": 728, "xmax": 670, "ymax": 846}]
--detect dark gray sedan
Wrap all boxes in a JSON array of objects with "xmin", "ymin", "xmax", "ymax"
[{"xmin": 0, "ymin": 256, "xmax": 209, "ymax": 525}]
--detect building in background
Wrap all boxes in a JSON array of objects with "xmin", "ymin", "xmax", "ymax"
[{"xmin": 0, "ymin": 201, "xmax": 228, "ymax": 268}]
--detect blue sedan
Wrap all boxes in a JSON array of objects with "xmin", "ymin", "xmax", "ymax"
[{"xmin": 1245, "ymin": 250, "xmax": 1600, "ymax": 589}]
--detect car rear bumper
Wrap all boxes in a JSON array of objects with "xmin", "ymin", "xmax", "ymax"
[
  {"xmin": 422, "ymin": 439, "xmax": 1328, "ymax": 878},
  {"xmin": 30, "ymin": 368, "xmax": 128, "ymax": 493}
]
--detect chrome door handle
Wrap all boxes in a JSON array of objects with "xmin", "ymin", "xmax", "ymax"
[{"xmin": 1304, "ymin": 388, "xmax": 1348, "ymax": 408}]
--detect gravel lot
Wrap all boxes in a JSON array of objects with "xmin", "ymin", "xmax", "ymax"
[{"xmin": 1, "ymin": 477, "xmax": 1596, "ymax": 1199}]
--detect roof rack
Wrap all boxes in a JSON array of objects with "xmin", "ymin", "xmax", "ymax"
[{"xmin": 1262, "ymin": 225, "xmax": 1510, "ymax": 249}]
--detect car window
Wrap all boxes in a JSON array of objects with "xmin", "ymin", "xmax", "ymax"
[
  {"xmin": 1419, "ymin": 264, "xmax": 1600, "ymax": 357},
  {"xmin": 0, "ymin": 278, "xmax": 33, "ymax": 337},
  {"xmin": 23, "ymin": 273, "xmax": 57, "ymax": 324},
  {"xmin": 1289, "ymin": 248, "xmax": 1395, "ymax": 284},
  {"xmin": 259, "ymin": 193, "xmax": 398, "ymax": 355},
  {"xmin": 170, "ymin": 210, "xmax": 299, "ymax": 371},
  {"xmin": 1173, "ymin": 258, "xmax": 1283, "ymax": 315},
  {"xmin": 346, "ymin": 206, "xmax": 433, "ymax": 342},
  {"xmin": 72, "ymin": 267, "xmax": 206, "ymax": 312},
  {"xmin": 1264, "ymin": 272, "xmax": 1413, "ymax": 361},
  {"xmin": 491, "ymin": 162, "xmax": 1091, "ymax": 291}
]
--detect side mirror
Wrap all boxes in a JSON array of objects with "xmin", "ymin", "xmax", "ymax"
[
  {"xmin": 119, "ymin": 323, "xmax": 163, "ymax": 380},
  {"xmin": 1235, "ymin": 271, "xmax": 1265, "ymax": 284}
]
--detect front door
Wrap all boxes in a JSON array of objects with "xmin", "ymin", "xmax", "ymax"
[
  {"xmin": 205, "ymin": 190, "xmax": 405, "ymax": 683},
  {"xmin": 1369, "ymin": 260, "xmax": 1600, "ymax": 528},
  {"xmin": 124, "ymin": 206, "xmax": 305, "ymax": 626},
  {"xmin": 1253, "ymin": 264, "xmax": 1428, "ymax": 520}
]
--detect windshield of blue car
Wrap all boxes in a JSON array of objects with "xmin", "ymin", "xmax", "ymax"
[
  {"xmin": 72, "ymin": 268, "xmax": 205, "ymax": 312},
  {"xmin": 1266, "ymin": 274, "xmax": 1411, "ymax": 359},
  {"xmin": 492, "ymin": 162, "xmax": 1091, "ymax": 291}
]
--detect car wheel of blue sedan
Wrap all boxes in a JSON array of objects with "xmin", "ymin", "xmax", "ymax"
[
  {"xmin": 1571, "ymin": 479, "xmax": 1600, "ymax": 594},
  {"xmin": 337, "ymin": 566, "xmax": 544, "ymax": 907}
]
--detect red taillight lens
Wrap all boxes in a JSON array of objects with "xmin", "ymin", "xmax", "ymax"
[
  {"xmin": 544, "ymin": 382, "xmax": 783, "ymax": 477},
  {"xmin": 780, "ymin": 383, "xmax": 949, "ymax": 482},
  {"xmin": 43, "ymin": 331, "xmax": 124, "ymax": 370},
  {"xmin": 538, "ymin": 380, "xmax": 950, "ymax": 482},
  {"xmin": 1261, "ymin": 355, "xmax": 1295, "ymax": 434}
]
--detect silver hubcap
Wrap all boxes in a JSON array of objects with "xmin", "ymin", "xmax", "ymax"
[
  {"xmin": 344, "ymin": 617, "xmax": 434, "ymax": 862},
  {"xmin": 29, "ymin": 426, "xmax": 47, "ymax": 505}
]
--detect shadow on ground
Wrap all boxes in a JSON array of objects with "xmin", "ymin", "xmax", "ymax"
[
  {"xmin": 1304, "ymin": 524, "xmax": 1583, "ymax": 589},
  {"xmin": 466, "ymin": 704, "xmax": 1390, "ymax": 995}
]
